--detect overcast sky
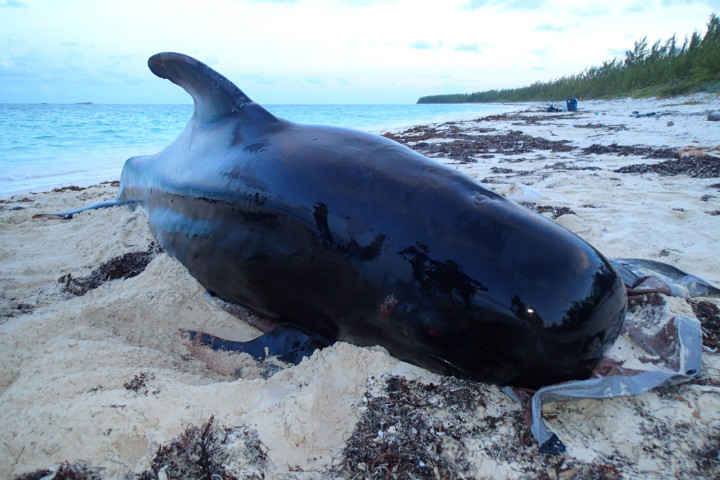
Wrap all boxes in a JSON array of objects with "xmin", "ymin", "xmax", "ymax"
[{"xmin": 1, "ymin": 0, "xmax": 717, "ymax": 104}]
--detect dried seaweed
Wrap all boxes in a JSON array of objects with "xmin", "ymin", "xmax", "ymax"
[
  {"xmin": 545, "ymin": 161, "xmax": 601, "ymax": 172},
  {"xmin": 615, "ymin": 155, "xmax": 720, "ymax": 178},
  {"xmin": 328, "ymin": 376, "xmax": 545, "ymax": 479},
  {"xmin": 545, "ymin": 461, "xmax": 623, "ymax": 480},
  {"xmin": 479, "ymin": 112, "xmax": 566, "ymax": 126},
  {"xmin": 14, "ymin": 469, "xmax": 54, "ymax": 480},
  {"xmin": 413, "ymin": 132, "xmax": 573, "ymax": 163},
  {"xmin": 135, "ymin": 417, "xmax": 268, "ymax": 480},
  {"xmin": 15, "ymin": 419, "xmax": 268, "ymax": 480},
  {"xmin": 382, "ymin": 124, "xmax": 494, "ymax": 144},
  {"xmin": 329, "ymin": 377, "xmax": 473, "ymax": 479},
  {"xmin": 522, "ymin": 203, "xmax": 577, "ymax": 219},
  {"xmin": 384, "ymin": 126, "xmax": 573, "ymax": 163},
  {"xmin": 15, "ymin": 461, "xmax": 103, "ymax": 480},
  {"xmin": 123, "ymin": 372, "xmax": 158, "ymax": 396},
  {"xmin": 574, "ymin": 123, "xmax": 628, "ymax": 132},
  {"xmin": 583, "ymin": 143, "xmax": 676, "ymax": 159},
  {"xmin": 1, "ymin": 302, "xmax": 35, "ymax": 319},
  {"xmin": 60, "ymin": 243, "xmax": 161, "ymax": 296},
  {"xmin": 490, "ymin": 166, "xmax": 534, "ymax": 176},
  {"xmin": 688, "ymin": 300, "xmax": 720, "ymax": 349},
  {"xmin": 692, "ymin": 429, "xmax": 720, "ymax": 478},
  {"xmin": 50, "ymin": 185, "xmax": 88, "ymax": 193},
  {"xmin": 582, "ymin": 141, "xmax": 720, "ymax": 178}
]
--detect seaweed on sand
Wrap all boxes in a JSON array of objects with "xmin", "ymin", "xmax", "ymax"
[
  {"xmin": 522, "ymin": 204, "xmax": 577, "ymax": 220},
  {"xmin": 135, "ymin": 416, "xmax": 268, "ymax": 480},
  {"xmin": 689, "ymin": 300, "xmax": 720, "ymax": 350},
  {"xmin": 615, "ymin": 154, "xmax": 720, "ymax": 178},
  {"xmin": 384, "ymin": 125, "xmax": 573, "ymax": 163},
  {"xmin": 327, "ymin": 375, "xmax": 546, "ymax": 479},
  {"xmin": 14, "ymin": 418, "xmax": 268, "ymax": 480},
  {"xmin": 15, "ymin": 461, "xmax": 103, "ymax": 480},
  {"xmin": 59, "ymin": 243, "xmax": 161, "ymax": 296}
]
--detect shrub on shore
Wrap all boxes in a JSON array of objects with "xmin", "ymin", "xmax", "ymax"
[{"xmin": 418, "ymin": 14, "xmax": 720, "ymax": 103}]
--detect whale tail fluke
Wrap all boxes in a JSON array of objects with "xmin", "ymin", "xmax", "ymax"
[{"xmin": 148, "ymin": 52, "xmax": 277, "ymax": 126}]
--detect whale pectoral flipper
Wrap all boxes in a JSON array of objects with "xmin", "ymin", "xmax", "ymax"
[
  {"xmin": 183, "ymin": 324, "xmax": 333, "ymax": 365},
  {"xmin": 32, "ymin": 200, "xmax": 127, "ymax": 220}
]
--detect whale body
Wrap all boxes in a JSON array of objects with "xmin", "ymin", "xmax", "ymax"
[{"xmin": 67, "ymin": 53, "xmax": 629, "ymax": 388}]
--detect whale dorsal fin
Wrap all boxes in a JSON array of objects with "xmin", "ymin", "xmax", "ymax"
[{"xmin": 148, "ymin": 52, "xmax": 277, "ymax": 125}]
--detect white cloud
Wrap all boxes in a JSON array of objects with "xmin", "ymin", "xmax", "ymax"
[
  {"xmin": 304, "ymin": 76, "xmax": 325, "ymax": 86},
  {"xmin": 454, "ymin": 43, "xmax": 482, "ymax": 52},
  {"xmin": 0, "ymin": 0, "xmax": 28, "ymax": 7},
  {"xmin": 504, "ymin": 0, "xmax": 545, "ymax": 9},
  {"xmin": 409, "ymin": 39, "xmax": 440, "ymax": 50},
  {"xmin": 571, "ymin": 3, "xmax": 611, "ymax": 16},
  {"xmin": 340, "ymin": 0, "xmax": 396, "ymax": 5},
  {"xmin": 536, "ymin": 23, "xmax": 565, "ymax": 32},
  {"xmin": 625, "ymin": 1, "xmax": 649, "ymax": 12},
  {"xmin": 461, "ymin": 0, "xmax": 545, "ymax": 10},
  {"xmin": 204, "ymin": 54, "xmax": 220, "ymax": 66},
  {"xmin": 460, "ymin": 0, "xmax": 491, "ymax": 9},
  {"xmin": 530, "ymin": 47, "xmax": 554, "ymax": 58}
]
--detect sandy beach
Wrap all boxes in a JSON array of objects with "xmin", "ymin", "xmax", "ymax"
[{"xmin": 2, "ymin": 95, "xmax": 720, "ymax": 479}]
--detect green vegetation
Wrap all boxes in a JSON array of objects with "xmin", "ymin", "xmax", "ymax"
[{"xmin": 417, "ymin": 14, "xmax": 720, "ymax": 104}]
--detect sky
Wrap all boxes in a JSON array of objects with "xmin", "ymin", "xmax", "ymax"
[{"xmin": 0, "ymin": 0, "xmax": 718, "ymax": 104}]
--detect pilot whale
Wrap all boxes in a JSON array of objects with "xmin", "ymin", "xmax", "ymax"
[{"xmin": 44, "ymin": 53, "xmax": 627, "ymax": 388}]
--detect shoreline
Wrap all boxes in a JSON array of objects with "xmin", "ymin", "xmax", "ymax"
[
  {"xmin": 2, "ymin": 94, "xmax": 720, "ymax": 478},
  {"xmin": 0, "ymin": 102, "xmax": 517, "ymax": 200}
]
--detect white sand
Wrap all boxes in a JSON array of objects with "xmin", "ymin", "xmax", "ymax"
[{"xmin": 1, "ymin": 95, "xmax": 720, "ymax": 479}]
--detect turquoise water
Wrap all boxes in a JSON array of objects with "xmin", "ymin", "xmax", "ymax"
[{"xmin": 0, "ymin": 103, "xmax": 511, "ymax": 197}]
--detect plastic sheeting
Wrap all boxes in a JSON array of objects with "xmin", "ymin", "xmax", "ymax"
[{"xmin": 507, "ymin": 258, "xmax": 718, "ymax": 454}]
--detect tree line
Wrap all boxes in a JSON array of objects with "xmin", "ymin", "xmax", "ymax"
[{"xmin": 417, "ymin": 14, "xmax": 720, "ymax": 104}]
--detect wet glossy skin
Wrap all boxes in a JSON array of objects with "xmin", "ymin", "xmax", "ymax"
[{"xmin": 119, "ymin": 53, "xmax": 626, "ymax": 388}]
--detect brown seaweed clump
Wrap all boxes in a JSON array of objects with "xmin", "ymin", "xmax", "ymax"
[
  {"xmin": 13, "ymin": 418, "xmax": 267, "ymax": 480},
  {"xmin": 59, "ymin": 243, "xmax": 161, "ymax": 296},
  {"xmin": 328, "ymin": 376, "xmax": 476, "ymax": 479},
  {"xmin": 582, "ymin": 143, "xmax": 676, "ymax": 159},
  {"xmin": 328, "ymin": 375, "xmax": 634, "ymax": 479},
  {"xmin": 327, "ymin": 375, "xmax": 546, "ymax": 479},
  {"xmin": 692, "ymin": 429, "xmax": 720, "ymax": 479},
  {"xmin": 411, "ymin": 131, "xmax": 573, "ymax": 163},
  {"xmin": 583, "ymin": 143, "xmax": 720, "ymax": 177},
  {"xmin": 615, "ymin": 155, "xmax": 720, "ymax": 178},
  {"xmin": 689, "ymin": 300, "xmax": 720, "ymax": 350},
  {"xmin": 15, "ymin": 461, "xmax": 103, "ymax": 480},
  {"xmin": 135, "ymin": 416, "xmax": 268, "ymax": 480},
  {"xmin": 384, "ymin": 125, "xmax": 573, "ymax": 163},
  {"xmin": 123, "ymin": 372, "xmax": 159, "ymax": 396},
  {"xmin": 522, "ymin": 203, "xmax": 577, "ymax": 220}
]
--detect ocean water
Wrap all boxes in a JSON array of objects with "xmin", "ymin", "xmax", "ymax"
[{"xmin": 0, "ymin": 103, "xmax": 511, "ymax": 197}]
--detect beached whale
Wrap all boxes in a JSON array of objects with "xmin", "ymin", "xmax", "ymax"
[{"xmin": 42, "ymin": 53, "xmax": 628, "ymax": 388}]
